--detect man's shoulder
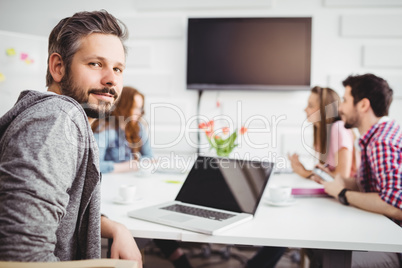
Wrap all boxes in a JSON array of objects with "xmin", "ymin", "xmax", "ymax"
[
  {"xmin": 0, "ymin": 91, "xmax": 86, "ymax": 138},
  {"xmin": 31, "ymin": 91, "xmax": 80, "ymax": 110},
  {"xmin": 2, "ymin": 91, "xmax": 91, "ymax": 143},
  {"xmin": 22, "ymin": 91, "xmax": 87, "ymax": 124},
  {"xmin": 15, "ymin": 90, "xmax": 80, "ymax": 114},
  {"xmin": 379, "ymin": 120, "xmax": 402, "ymax": 136},
  {"xmin": 375, "ymin": 120, "xmax": 402, "ymax": 145}
]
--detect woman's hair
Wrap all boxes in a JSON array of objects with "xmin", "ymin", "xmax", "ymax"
[
  {"xmin": 92, "ymin": 86, "xmax": 145, "ymax": 155},
  {"xmin": 46, "ymin": 10, "xmax": 128, "ymax": 87},
  {"xmin": 310, "ymin": 86, "xmax": 341, "ymax": 161}
]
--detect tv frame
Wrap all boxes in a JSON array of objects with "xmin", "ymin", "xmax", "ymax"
[{"xmin": 186, "ymin": 17, "xmax": 312, "ymax": 92}]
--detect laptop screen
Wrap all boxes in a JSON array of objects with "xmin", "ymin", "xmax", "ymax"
[{"xmin": 175, "ymin": 156, "xmax": 274, "ymax": 214}]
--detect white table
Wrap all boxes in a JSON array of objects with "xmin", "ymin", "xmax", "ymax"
[{"xmin": 101, "ymin": 171, "xmax": 402, "ymax": 268}]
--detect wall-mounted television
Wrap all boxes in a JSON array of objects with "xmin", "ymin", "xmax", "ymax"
[{"xmin": 186, "ymin": 17, "xmax": 312, "ymax": 91}]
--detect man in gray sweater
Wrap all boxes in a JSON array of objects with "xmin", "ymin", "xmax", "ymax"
[{"xmin": 0, "ymin": 10, "xmax": 142, "ymax": 266}]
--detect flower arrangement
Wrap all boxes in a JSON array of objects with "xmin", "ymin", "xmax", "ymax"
[{"xmin": 199, "ymin": 120, "xmax": 247, "ymax": 157}]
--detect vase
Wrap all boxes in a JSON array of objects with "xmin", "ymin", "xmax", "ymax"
[{"xmin": 215, "ymin": 150, "xmax": 231, "ymax": 158}]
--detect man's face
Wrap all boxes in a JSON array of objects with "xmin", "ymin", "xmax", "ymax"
[
  {"xmin": 339, "ymin": 85, "xmax": 360, "ymax": 129},
  {"xmin": 59, "ymin": 33, "xmax": 125, "ymax": 118}
]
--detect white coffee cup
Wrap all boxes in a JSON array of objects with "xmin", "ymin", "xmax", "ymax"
[
  {"xmin": 268, "ymin": 186, "xmax": 292, "ymax": 203},
  {"xmin": 118, "ymin": 184, "xmax": 137, "ymax": 203}
]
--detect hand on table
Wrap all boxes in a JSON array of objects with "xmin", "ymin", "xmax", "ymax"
[
  {"xmin": 319, "ymin": 174, "xmax": 346, "ymax": 199},
  {"xmin": 316, "ymin": 163, "xmax": 335, "ymax": 176},
  {"xmin": 287, "ymin": 153, "xmax": 310, "ymax": 178}
]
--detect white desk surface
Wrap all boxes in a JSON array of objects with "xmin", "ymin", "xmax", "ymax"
[{"xmin": 101, "ymin": 171, "xmax": 402, "ymax": 253}]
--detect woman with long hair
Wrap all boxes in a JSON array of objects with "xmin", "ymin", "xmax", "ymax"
[
  {"xmin": 92, "ymin": 86, "xmax": 152, "ymax": 173},
  {"xmin": 288, "ymin": 86, "xmax": 356, "ymax": 178}
]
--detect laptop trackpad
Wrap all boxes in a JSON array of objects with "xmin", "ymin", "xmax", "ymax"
[{"xmin": 160, "ymin": 214, "xmax": 193, "ymax": 222}]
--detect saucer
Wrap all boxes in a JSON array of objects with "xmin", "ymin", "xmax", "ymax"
[
  {"xmin": 112, "ymin": 196, "xmax": 141, "ymax": 205},
  {"xmin": 264, "ymin": 196, "xmax": 297, "ymax": 207}
]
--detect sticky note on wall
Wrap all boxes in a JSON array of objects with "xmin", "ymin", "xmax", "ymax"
[
  {"xmin": 25, "ymin": 59, "xmax": 34, "ymax": 65},
  {"xmin": 20, "ymin": 53, "xmax": 28, "ymax": 60},
  {"xmin": 0, "ymin": 73, "xmax": 5, "ymax": 82},
  {"xmin": 6, "ymin": 48, "xmax": 16, "ymax": 56}
]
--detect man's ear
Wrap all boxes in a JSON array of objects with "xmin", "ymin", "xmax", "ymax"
[
  {"xmin": 358, "ymin": 98, "xmax": 371, "ymax": 113},
  {"xmin": 48, "ymin": 53, "xmax": 65, "ymax": 83}
]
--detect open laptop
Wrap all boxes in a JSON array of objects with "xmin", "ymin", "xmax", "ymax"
[{"xmin": 128, "ymin": 156, "xmax": 274, "ymax": 235}]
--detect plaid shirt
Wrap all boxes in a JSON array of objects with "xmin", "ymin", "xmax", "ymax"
[{"xmin": 358, "ymin": 119, "xmax": 402, "ymax": 225}]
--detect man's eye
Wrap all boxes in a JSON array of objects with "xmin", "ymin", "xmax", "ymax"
[
  {"xmin": 90, "ymin": 62, "xmax": 101, "ymax": 67},
  {"xmin": 114, "ymin": 67, "xmax": 123, "ymax": 73}
]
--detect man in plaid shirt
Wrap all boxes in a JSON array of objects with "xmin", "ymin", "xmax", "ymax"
[{"xmin": 319, "ymin": 73, "xmax": 402, "ymax": 267}]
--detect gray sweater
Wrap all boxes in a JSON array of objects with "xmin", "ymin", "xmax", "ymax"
[{"xmin": 0, "ymin": 90, "xmax": 101, "ymax": 261}]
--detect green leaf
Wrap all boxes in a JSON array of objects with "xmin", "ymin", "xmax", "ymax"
[{"xmin": 205, "ymin": 128, "xmax": 239, "ymax": 156}]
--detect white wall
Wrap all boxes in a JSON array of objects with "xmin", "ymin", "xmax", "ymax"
[
  {"xmin": 0, "ymin": 31, "xmax": 48, "ymax": 114},
  {"xmin": 1, "ymin": 0, "xmax": 402, "ymax": 167}
]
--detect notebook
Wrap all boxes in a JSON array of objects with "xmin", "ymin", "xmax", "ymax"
[
  {"xmin": 291, "ymin": 187, "xmax": 328, "ymax": 197},
  {"xmin": 128, "ymin": 156, "xmax": 274, "ymax": 235}
]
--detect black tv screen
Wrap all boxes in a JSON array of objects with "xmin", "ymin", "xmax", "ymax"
[{"xmin": 186, "ymin": 17, "xmax": 312, "ymax": 91}]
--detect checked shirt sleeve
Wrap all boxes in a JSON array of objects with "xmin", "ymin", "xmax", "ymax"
[{"xmin": 370, "ymin": 140, "xmax": 402, "ymax": 209}]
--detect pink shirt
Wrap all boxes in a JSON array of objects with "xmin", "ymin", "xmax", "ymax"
[{"xmin": 326, "ymin": 120, "xmax": 354, "ymax": 172}]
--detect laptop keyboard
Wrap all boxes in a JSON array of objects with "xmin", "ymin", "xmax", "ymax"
[{"xmin": 161, "ymin": 204, "xmax": 235, "ymax": 221}]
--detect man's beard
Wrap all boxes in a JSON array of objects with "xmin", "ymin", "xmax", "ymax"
[
  {"xmin": 59, "ymin": 73, "xmax": 118, "ymax": 119},
  {"xmin": 341, "ymin": 111, "xmax": 359, "ymax": 129}
]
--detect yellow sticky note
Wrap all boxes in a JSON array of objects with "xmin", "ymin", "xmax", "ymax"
[
  {"xmin": 164, "ymin": 180, "xmax": 182, "ymax": 184},
  {"xmin": 0, "ymin": 73, "xmax": 5, "ymax": 82},
  {"xmin": 6, "ymin": 48, "xmax": 16, "ymax": 56}
]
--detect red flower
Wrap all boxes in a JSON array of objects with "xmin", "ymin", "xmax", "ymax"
[
  {"xmin": 199, "ymin": 121, "xmax": 214, "ymax": 131},
  {"xmin": 240, "ymin": 126, "xmax": 247, "ymax": 135},
  {"xmin": 207, "ymin": 120, "xmax": 214, "ymax": 130},
  {"xmin": 198, "ymin": 122, "xmax": 207, "ymax": 129},
  {"xmin": 222, "ymin": 127, "xmax": 230, "ymax": 135}
]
